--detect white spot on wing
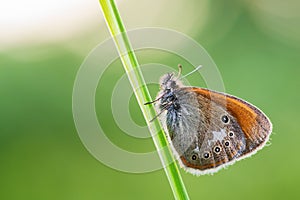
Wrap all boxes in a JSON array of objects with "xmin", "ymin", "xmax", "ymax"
[{"xmin": 208, "ymin": 129, "xmax": 227, "ymax": 146}]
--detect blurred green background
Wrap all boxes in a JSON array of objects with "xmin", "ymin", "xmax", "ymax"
[{"xmin": 1, "ymin": 0, "xmax": 300, "ymax": 199}]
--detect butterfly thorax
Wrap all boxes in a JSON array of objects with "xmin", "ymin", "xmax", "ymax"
[
  {"xmin": 160, "ymin": 89, "xmax": 181, "ymax": 110},
  {"xmin": 159, "ymin": 73, "xmax": 183, "ymax": 110}
]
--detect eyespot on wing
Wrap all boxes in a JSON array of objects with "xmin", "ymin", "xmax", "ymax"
[{"xmin": 188, "ymin": 87, "xmax": 272, "ymax": 153}]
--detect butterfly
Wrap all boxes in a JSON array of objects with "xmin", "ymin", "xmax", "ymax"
[{"xmin": 145, "ymin": 65, "xmax": 272, "ymax": 175}]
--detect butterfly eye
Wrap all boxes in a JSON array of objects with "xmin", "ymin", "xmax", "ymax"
[
  {"xmin": 224, "ymin": 140, "xmax": 230, "ymax": 147},
  {"xmin": 228, "ymin": 131, "xmax": 234, "ymax": 137},
  {"xmin": 191, "ymin": 154, "xmax": 198, "ymax": 161},
  {"xmin": 214, "ymin": 146, "xmax": 221, "ymax": 154},
  {"xmin": 203, "ymin": 152, "xmax": 210, "ymax": 159},
  {"xmin": 221, "ymin": 115, "xmax": 230, "ymax": 124},
  {"xmin": 165, "ymin": 89, "xmax": 171, "ymax": 93}
]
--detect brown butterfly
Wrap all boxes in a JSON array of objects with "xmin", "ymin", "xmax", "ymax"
[{"xmin": 145, "ymin": 65, "xmax": 272, "ymax": 175}]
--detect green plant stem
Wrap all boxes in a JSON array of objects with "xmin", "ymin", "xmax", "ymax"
[{"xmin": 99, "ymin": 0, "xmax": 190, "ymax": 199}]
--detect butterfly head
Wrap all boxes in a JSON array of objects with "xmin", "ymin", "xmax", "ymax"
[
  {"xmin": 158, "ymin": 73, "xmax": 184, "ymax": 109},
  {"xmin": 159, "ymin": 73, "xmax": 182, "ymax": 91}
]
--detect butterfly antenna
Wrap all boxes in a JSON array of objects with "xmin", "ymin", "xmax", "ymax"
[
  {"xmin": 176, "ymin": 64, "xmax": 183, "ymax": 79},
  {"xmin": 180, "ymin": 65, "xmax": 203, "ymax": 80}
]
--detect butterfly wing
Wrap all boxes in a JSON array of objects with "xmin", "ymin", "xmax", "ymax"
[
  {"xmin": 190, "ymin": 87, "xmax": 272, "ymax": 152},
  {"xmin": 163, "ymin": 87, "xmax": 272, "ymax": 175}
]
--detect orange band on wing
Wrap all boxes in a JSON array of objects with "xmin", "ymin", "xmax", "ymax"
[
  {"xmin": 180, "ymin": 156, "xmax": 228, "ymax": 170},
  {"xmin": 188, "ymin": 87, "xmax": 267, "ymax": 144}
]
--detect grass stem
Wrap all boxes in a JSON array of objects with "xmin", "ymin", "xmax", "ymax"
[{"xmin": 99, "ymin": 1, "xmax": 190, "ymax": 199}]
